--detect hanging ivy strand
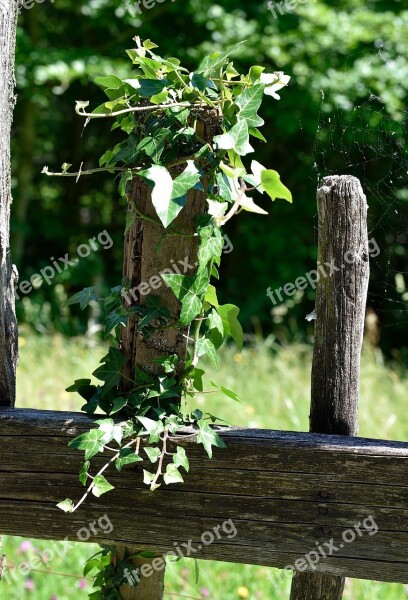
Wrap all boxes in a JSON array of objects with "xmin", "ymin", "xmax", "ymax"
[{"xmin": 47, "ymin": 34, "xmax": 291, "ymax": 513}]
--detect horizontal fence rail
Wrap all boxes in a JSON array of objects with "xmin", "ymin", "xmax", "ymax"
[{"xmin": 1, "ymin": 408, "xmax": 408, "ymax": 583}]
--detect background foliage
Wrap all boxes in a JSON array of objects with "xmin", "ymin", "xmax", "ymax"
[{"xmin": 13, "ymin": 0, "xmax": 408, "ymax": 355}]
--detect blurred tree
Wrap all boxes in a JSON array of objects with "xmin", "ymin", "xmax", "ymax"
[{"xmin": 12, "ymin": 0, "xmax": 408, "ymax": 353}]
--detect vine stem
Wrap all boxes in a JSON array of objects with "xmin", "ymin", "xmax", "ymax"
[
  {"xmin": 76, "ymin": 99, "xmax": 221, "ymax": 119},
  {"xmin": 219, "ymin": 179, "xmax": 247, "ymax": 225},
  {"xmin": 150, "ymin": 429, "xmax": 169, "ymax": 489},
  {"xmin": 71, "ymin": 437, "xmax": 139, "ymax": 513}
]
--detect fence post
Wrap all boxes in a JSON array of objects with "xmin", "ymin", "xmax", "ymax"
[
  {"xmin": 290, "ymin": 175, "xmax": 370, "ymax": 599},
  {"xmin": 112, "ymin": 110, "xmax": 221, "ymax": 599},
  {"xmin": 0, "ymin": 0, "xmax": 19, "ymax": 407}
]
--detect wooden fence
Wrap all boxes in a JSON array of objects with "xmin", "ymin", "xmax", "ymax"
[{"xmin": 1, "ymin": 165, "xmax": 408, "ymax": 599}]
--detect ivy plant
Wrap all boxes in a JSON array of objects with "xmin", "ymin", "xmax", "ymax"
[{"xmin": 44, "ymin": 37, "xmax": 291, "ymax": 598}]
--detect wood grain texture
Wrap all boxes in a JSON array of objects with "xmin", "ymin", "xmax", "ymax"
[
  {"xmin": 0, "ymin": 408, "xmax": 407, "ymax": 584},
  {"xmin": 310, "ymin": 175, "xmax": 369, "ymax": 436},
  {"xmin": 291, "ymin": 175, "xmax": 370, "ymax": 599},
  {"xmin": 0, "ymin": 0, "xmax": 19, "ymax": 407},
  {"xmin": 117, "ymin": 112, "xmax": 220, "ymax": 598}
]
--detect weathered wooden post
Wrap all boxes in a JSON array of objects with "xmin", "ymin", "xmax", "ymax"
[
  {"xmin": 0, "ymin": 0, "xmax": 19, "ymax": 407},
  {"xmin": 113, "ymin": 112, "xmax": 220, "ymax": 599},
  {"xmin": 290, "ymin": 175, "xmax": 370, "ymax": 600}
]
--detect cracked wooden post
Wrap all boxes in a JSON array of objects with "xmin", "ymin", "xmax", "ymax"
[
  {"xmin": 0, "ymin": 0, "xmax": 19, "ymax": 407},
  {"xmin": 114, "ymin": 110, "xmax": 220, "ymax": 600},
  {"xmin": 290, "ymin": 175, "xmax": 370, "ymax": 600}
]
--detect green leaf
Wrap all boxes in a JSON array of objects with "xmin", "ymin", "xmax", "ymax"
[
  {"xmin": 196, "ymin": 42, "xmax": 245, "ymax": 78},
  {"xmin": 145, "ymin": 446, "xmax": 161, "ymax": 464},
  {"xmin": 204, "ymin": 285, "xmax": 219, "ymax": 309},
  {"xmin": 69, "ymin": 429, "xmax": 105, "ymax": 460},
  {"xmin": 197, "ymin": 227, "xmax": 224, "ymax": 272},
  {"xmin": 115, "ymin": 448, "xmax": 142, "ymax": 471},
  {"xmin": 173, "ymin": 446, "xmax": 189, "ymax": 472},
  {"xmin": 196, "ymin": 338, "xmax": 218, "ymax": 369},
  {"xmin": 79, "ymin": 461, "xmax": 90, "ymax": 486},
  {"xmin": 208, "ymin": 309, "xmax": 224, "ymax": 336},
  {"xmin": 137, "ymin": 416, "xmax": 159, "ymax": 433},
  {"xmin": 197, "ymin": 422, "xmax": 226, "ymax": 459},
  {"xmin": 261, "ymin": 170, "xmax": 292, "ymax": 203},
  {"xmin": 57, "ymin": 499, "xmax": 74, "ymax": 513},
  {"xmin": 94, "ymin": 75, "xmax": 124, "ymax": 90},
  {"xmin": 66, "ymin": 379, "xmax": 92, "ymax": 393},
  {"xmin": 214, "ymin": 120, "xmax": 254, "ymax": 156},
  {"xmin": 164, "ymin": 463, "xmax": 184, "ymax": 485},
  {"xmin": 92, "ymin": 347, "xmax": 125, "ymax": 396},
  {"xmin": 138, "ymin": 79, "xmax": 168, "ymax": 98},
  {"xmin": 235, "ymin": 84, "xmax": 265, "ymax": 127},
  {"xmin": 92, "ymin": 475, "xmax": 115, "ymax": 498},
  {"xmin": 162, "ymin": 270, "xmax": 209, "ymax": 325},
  {"xmin": 110, "ymin": 397, "xmax": 128, "ymax": 415},
  {"xmin": 220, "ymin": 386, "xmax": 240, "ymax": 402},
  {"xmin": 104, "ymin": 310, "xmax": 127, "ymax": 338},
  {"xmin": 66, "ymin": 286, "xmax": 98, "ymax": 310},
  {"xmin": 139, "ymin": 165, "xmax": 174, "ymax": 227},
  {"xmin": 171, "ymin": 161, "xmax": 201, "ymax": 200},
  {"xmin": 218, "ymin": 304, "xmax": 244, "ymax": 350}
]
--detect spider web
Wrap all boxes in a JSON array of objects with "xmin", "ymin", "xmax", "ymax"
[{"xmin": 312, "ymin": 50, "xmax": 408, "ymax": 352}]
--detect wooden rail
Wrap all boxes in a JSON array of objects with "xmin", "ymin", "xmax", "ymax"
[{"xmin": 1, "ymin": 408, "xmax": 408, "ymax": 584}]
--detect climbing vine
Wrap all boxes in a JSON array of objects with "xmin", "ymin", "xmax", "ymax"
[{"xmin": 44, "ymin": 37, "xmax": 291, "ymax": 598}]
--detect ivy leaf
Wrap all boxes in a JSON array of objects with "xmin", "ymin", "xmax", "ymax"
[
  {"xmin": 57, "ymin": 499, "xmax": 74, "ymax": 513},
  {"xmin": 196, "ymin": 338, "xmax": 218, "ymax": 369},
  {"xmin": 162, "ymin": 270, "xmax": 209, "ymax": 325},
  {"xmin": 139, "ymin": 165, "xmax": 174, "ymax": 227},
  {"xmin": 164, "ymin": 463, "xmax": 184, "ymax": 485},
  {"xmin": 203, "ymin": 285, "xmax": 218, "ymax": 310},
  {"xmin": 138, "ymin": 79, "xmax": 169, "ymax": 98},
  {"xmin": 94, "ymin": 74, "xmax": 124, "ymax": 90},
  {"xmin": 110, "ymin": 397, "xmax": 128, "ymax": 415},
  {"xmin": 235, "ymin": 84, "xmax": 265, "ymax": 127},
  {"xmin": 79, "ymin": 461, "xmax": 90, "ymax": 486},
  {"xmin": 196, "ymin": 42, "xmax": 245, "ymax": 78},
  {"xmin": 218, "ymin": 304, "xmax": 243, "ymax": 350},
  {"xmin": 171, "ymin": 161, "xmax": 201, "ymax": 200},
  {"xmin": 220, "ymin": 386, "xmax": 240, "ymax": 402},
  {"xmin": 197, "ymin": 227, "xmax": 224, "ymax": 272},
  {"xmin": 208, "ymin": 309, "xmax": 224, "ymax": 336},
  {"xmin": 261, "ymin": 170, "xmax": 292, "ymax": 203},
  {"xmin": 104, "ymin": 310, "xmax": 127, "ymax": 338},
  {"xmin": 69, "ymin": 429, "xmax": 105, "ymax": 460},
  {"xmin": 145, "ymin": 446, "xmax": 161, "ymax": 464},
  {"xmin": 92, "ymin": 347, "xmax": 125, "ymax": 396},
  {"xmin": 137, "ymin": 128, "xmax": 170, "ymax": 163},
  {"xmin": 214, "ymin": 121, "xmax": 254, "ymax": 156},
  {"xmin": 92, "ymin": 475, "xmax": 115, "ymax": 498},
  {"xmin": 115, "ymin": 448, "xmax": 142, "ymax": 471},
  {"xmin": 173, "ymin": 446, "xmax": 189, "ymax": 472},
  {"xmin": 197, "ymin": 422, "xmax": 226, "ymax": 459},
  {"xmin": 137, "ymin": 416, "xmax": 159, "ymax": 433},
  {"xmin": 66, "ymin": 286, "xmax": 98, "ymax": 310}
]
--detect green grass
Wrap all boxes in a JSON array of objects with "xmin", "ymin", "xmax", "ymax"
[{"xmin": 2, "ymin": 330, "xmax": 407, "ymax": 599}]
